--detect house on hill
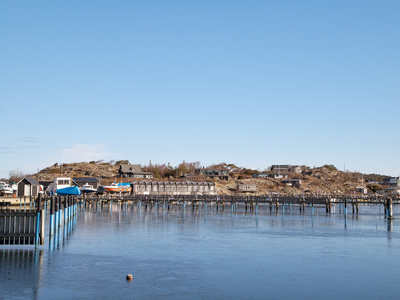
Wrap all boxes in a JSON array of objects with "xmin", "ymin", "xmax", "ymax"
[
  {"xmin": 237, "ymin": 184, "xmax": 257, "ymax": 193},
  {"xmin": 270, "ymin": 165, "xmax": 302, "ymax": 174},
  {"xmin": 252, "ymin": 173, "xmax": 288, "ymax": 179},
  {"xmin": 377, "ymin": 187, "xmax": 400, "ymax": 196},
  {"xmin": 119, "ymin": 164, "xmax": 153, "ymax": 179},
  {"xmin": 382, "ymin": 177, "xmax": 400, "ymax": 187},
  {"xmin": 355, "ymin": 187, "xmax": 368, "ymax": 194},
  {"xmin": 184, "ymin": 168, "xmax": 229, "ymax": 181},
  {"xmin": 283, "ymin": 179, "xmax": 302, "ymax": 187}
]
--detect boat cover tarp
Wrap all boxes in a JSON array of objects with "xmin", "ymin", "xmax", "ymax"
[
  {"xmin": 117, "ymin": 183, "xmax": 130, "ymax": 187},
  {"xmin": 57, "ymin": 186, "xmax": 81, "ymax": 196}
]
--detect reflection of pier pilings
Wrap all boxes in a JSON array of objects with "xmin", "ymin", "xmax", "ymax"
[{"xmin": 0, "ymin": 249, "xmax": 44, "ymax": 299}]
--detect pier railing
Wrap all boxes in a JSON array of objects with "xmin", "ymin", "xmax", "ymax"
[{"xmin": 0, "ymin": 194, "xmax": 45, "ymax": 248}]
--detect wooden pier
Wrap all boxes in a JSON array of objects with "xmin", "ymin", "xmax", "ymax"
[
  {"xmin": 0, "ymin": 194, "xmax": 79, "ymax": 248},
  {"xmin": 1, "ymin": 193, "xmax": 396, "ymax": 249},
  {"xmin": 0, "ymin": 194, "xmax": 45, "ymax": 247},
  {"xmin": 81, "ymin": 194, "xmax": 397, "ymax": 218}
]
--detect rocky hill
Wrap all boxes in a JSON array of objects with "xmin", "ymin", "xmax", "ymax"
[
  {"xmin": 34, "ymin": 162, "xmax": 119, "ymax": 182},
  {"xmin": 216, "ymin": 167, "xmax": 367, "ymax": 195},
  {"xmin": 28, "ymin": 162, "xmax": 385, "ymax": 196}
]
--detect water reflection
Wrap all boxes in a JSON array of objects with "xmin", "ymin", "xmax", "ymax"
[
  {"xmin": 2, "ymin": 202, "xmax": 399, "ymax": 299},
  {"xmin": 0, "ymin": 249, "xmax": 44, "ymax": 299}
]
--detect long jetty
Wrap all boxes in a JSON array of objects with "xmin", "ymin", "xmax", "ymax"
[
  {"xmin": 1, "ymin": 193, "xmax": 396, "ymax": 249},
  {"xmin": 81, "ymin": 194, "xmax": 397, "ymax": 218}
]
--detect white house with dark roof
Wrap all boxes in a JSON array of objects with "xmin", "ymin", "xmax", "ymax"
[{"xmin": 119, "ymin": 164, "xmax": 153, "ymax": 179}]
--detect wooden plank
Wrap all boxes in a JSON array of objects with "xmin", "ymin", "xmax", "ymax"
[
  {"xmin": 0, "ymin": 212, "xmax": 37, "ymax": 217},
  {"xmin": 0, "ymin": 233, "xmax": 36, "ymax": 237},
  {"xmin": 22, "ymin": 215, "xmax": 26, "ymax": 245}
]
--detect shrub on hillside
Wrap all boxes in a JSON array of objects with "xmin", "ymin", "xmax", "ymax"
[{"xmin": 322, "ymin": 164, "xmax": 337, "ymax": 171}]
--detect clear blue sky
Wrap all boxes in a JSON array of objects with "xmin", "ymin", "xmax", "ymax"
[{"xmin": 1, "ymin": 0, "xmax": 399, "ymax": 179}]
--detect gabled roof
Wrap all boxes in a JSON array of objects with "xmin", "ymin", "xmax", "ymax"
[
  {"xmin": 120, "ymin": 164, "xmax": 142, "ymax": 173},
  {"xmin": 19, "ymin": 177, "xmax": 40, "ymax": 186}
]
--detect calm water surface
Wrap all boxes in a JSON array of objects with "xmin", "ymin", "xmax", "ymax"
[{"xmin": 1, "ymin": 202, "xmax": 400, "ymax": 299}]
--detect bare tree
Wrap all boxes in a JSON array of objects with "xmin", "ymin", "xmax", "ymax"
[{"xmin": 9, "ymin": 170, "xmax": 24, "ymax": 183}]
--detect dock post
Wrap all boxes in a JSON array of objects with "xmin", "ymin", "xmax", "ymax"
[
  {"xmin": 49, "ymin": 196, "xmax": 55, "ymax": 249},
  {"xmin": 59, "ymin": 196, "xmax": 64, "ymax": 228},
  {"xmin": 55, "ymin": 197, "xmax": 59, "ymax": 231},
  {"xmin": 35, "ymin": 194, "xmax": 42, "ymax": 249},
  {"xmin": 64, "ymin": 196, "xmax": 68, "ymax": 224},
  {"xmin": 344, "ymin": 198, "xmax": 347, "ymax": 216},
  {"xmin": 69, "ymin": 196, "xmax": 73, "ymax": 221},
  {"xmin": 40, "ymin": 202, "xmax": 45, "ymax": 246}
]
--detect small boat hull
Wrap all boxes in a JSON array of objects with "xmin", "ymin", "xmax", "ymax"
[
  {"xmin": 81, "ymin": 184, "xmax": 97, "ymax": 193},
  {"xmin": 102, "ymin": 183, "xmax": 131, "ymax": 193}
]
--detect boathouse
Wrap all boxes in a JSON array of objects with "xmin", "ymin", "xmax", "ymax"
[
  {"xmin": 17, "ymin": 177, "xmax": 41, "ymax": 197},
  {"xmin": 131, "ymin": 181, "xmax": 216, "ymax": 195}
]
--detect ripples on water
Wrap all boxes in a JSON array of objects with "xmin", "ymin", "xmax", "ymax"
[{"xmin": 1, "ymin": 202, "xmax": 400, "ymax": 299}]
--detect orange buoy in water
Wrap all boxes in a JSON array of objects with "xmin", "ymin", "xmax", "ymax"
[{"xmin": 126, "ymin": 274, "xmax": 133, "ymax": 280}]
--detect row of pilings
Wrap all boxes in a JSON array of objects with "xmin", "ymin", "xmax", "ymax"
[
  {"xmin": 82, "ymin": 194, "xmax": 396, "ymax": 218},
  {"xmin": 48, "ymin": 196, "xmax": 78, "ymax": 250}
]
